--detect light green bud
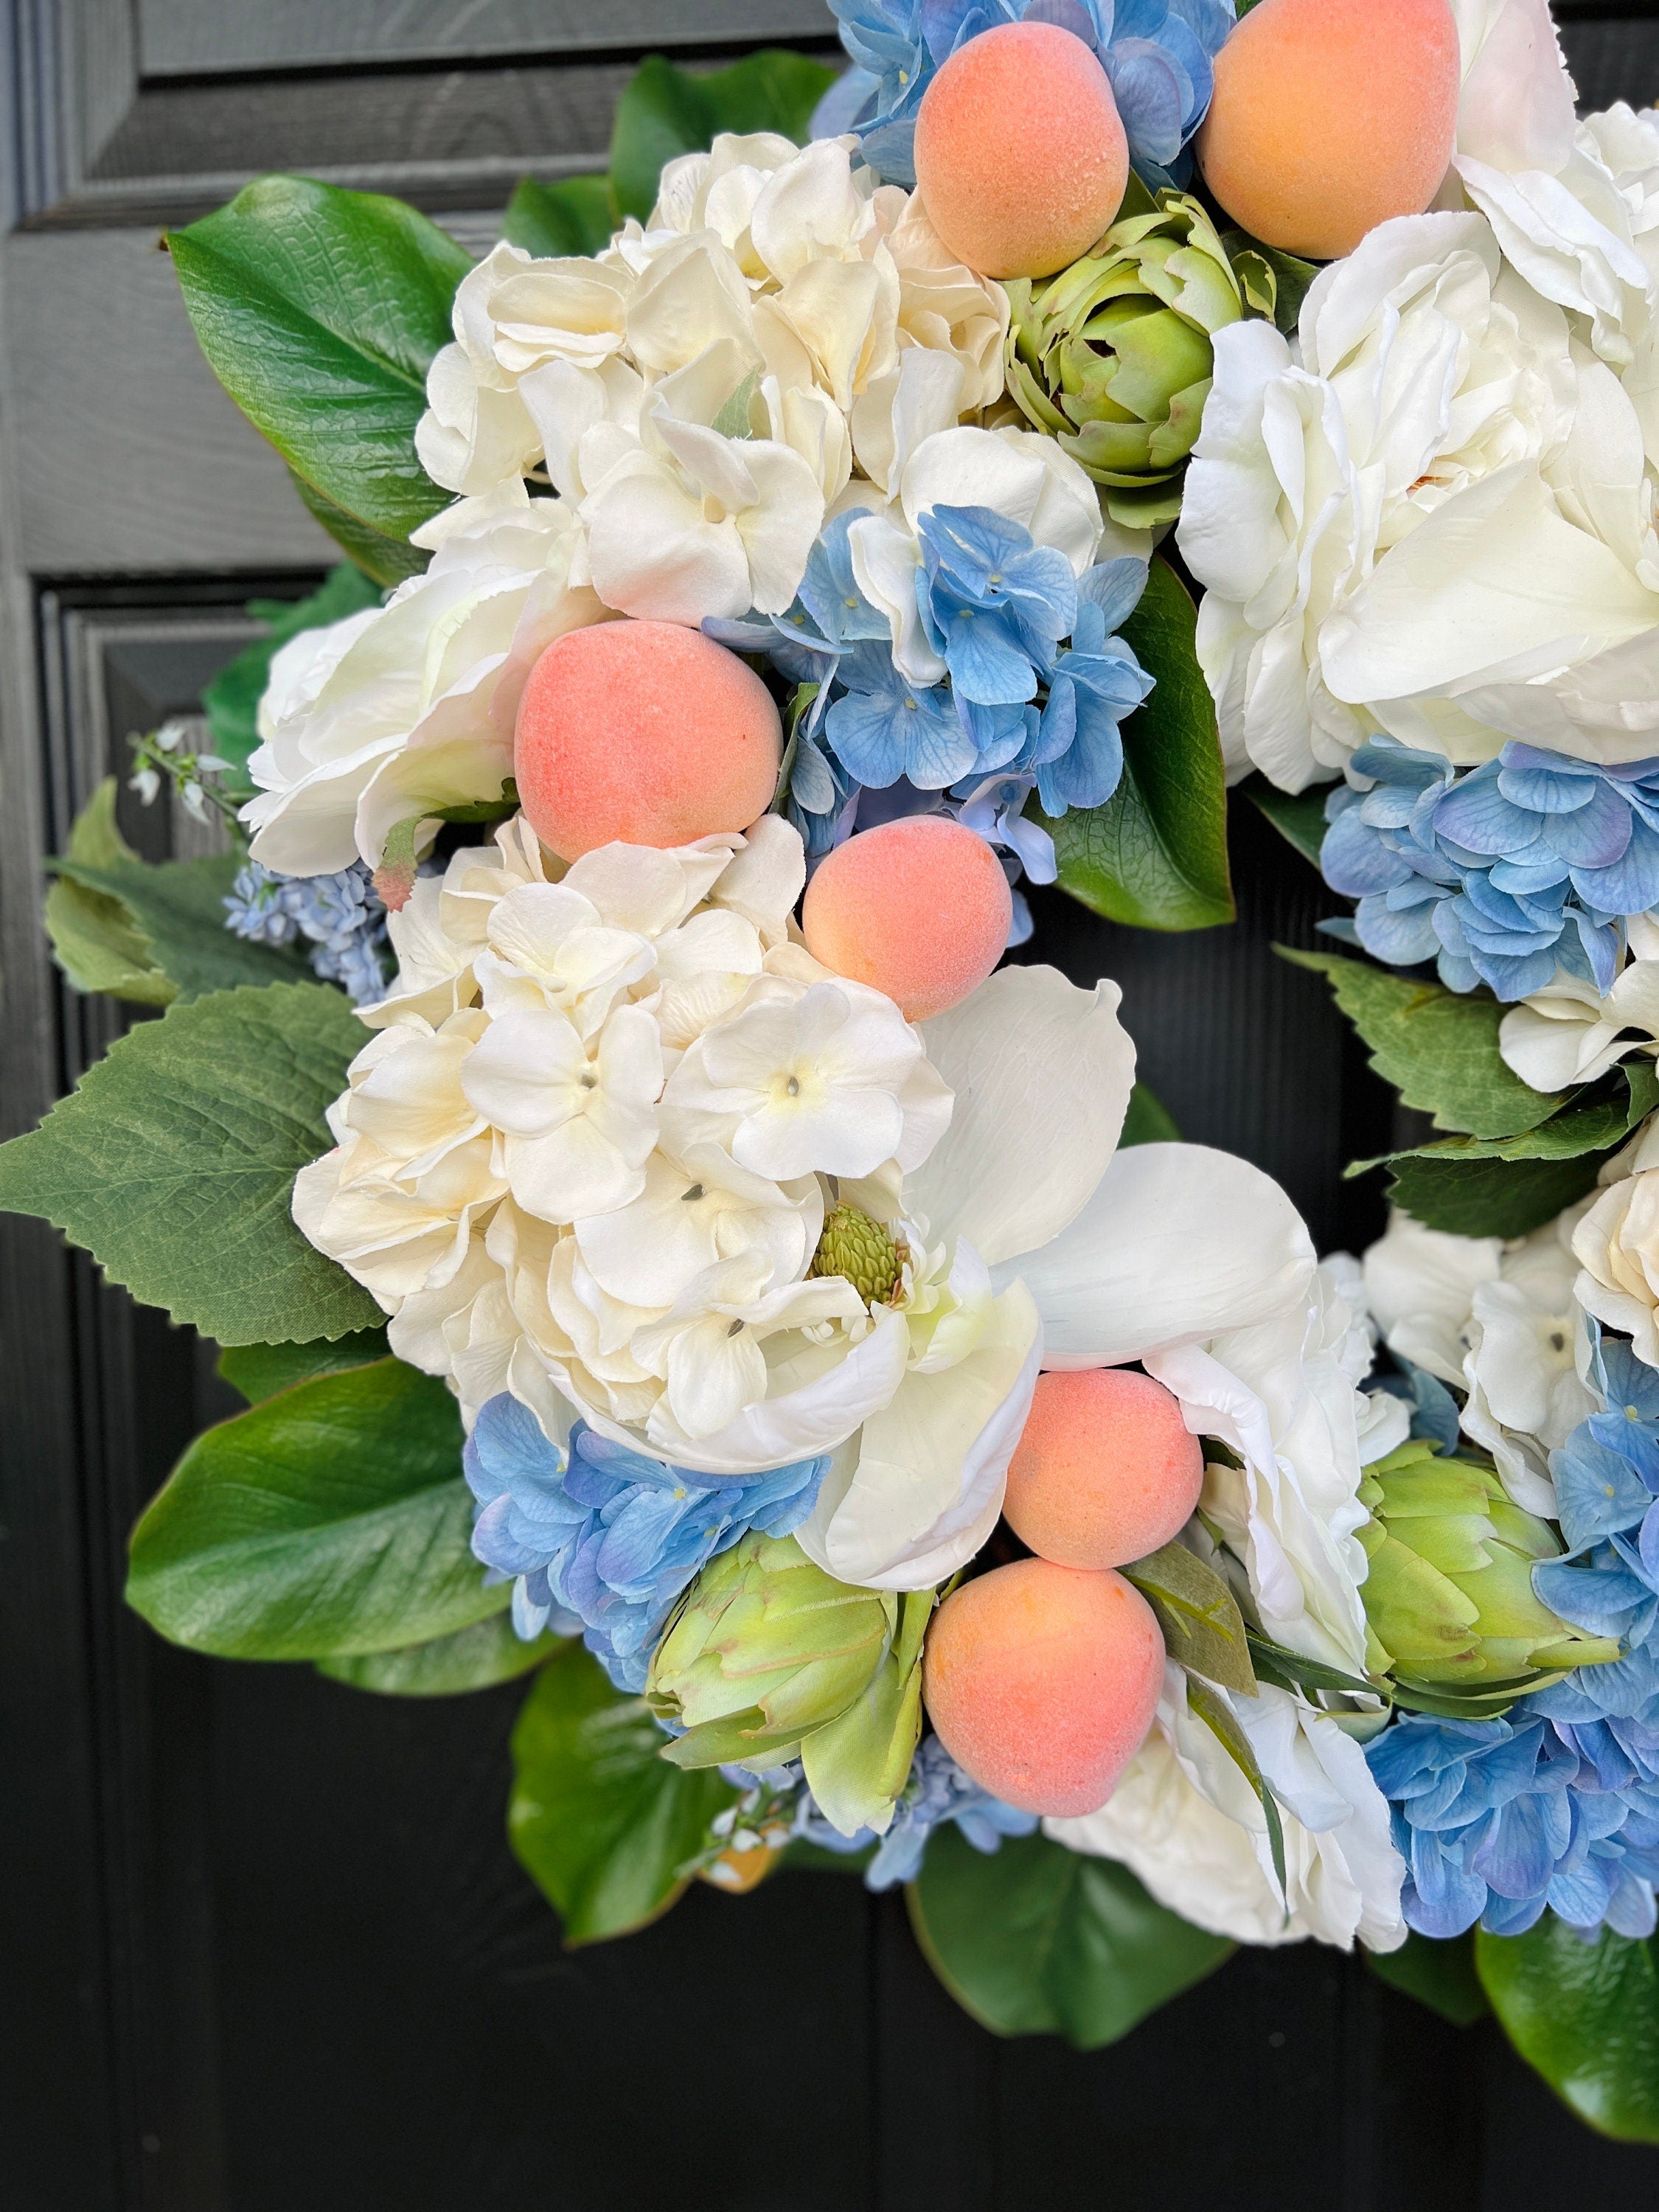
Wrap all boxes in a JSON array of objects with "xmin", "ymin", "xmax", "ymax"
[{"xmin": 808, "ymin": 1202, "xmax": 901, "ymax": 1306}]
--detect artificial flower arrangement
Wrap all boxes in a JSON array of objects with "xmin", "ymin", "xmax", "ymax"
[{"xmin": 8, "ymin": 0, "xmax": 1659, "ymax": 2144}]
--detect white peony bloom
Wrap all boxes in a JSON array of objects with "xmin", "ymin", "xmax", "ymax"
[
  {"xmin": 1178, "ymin": 211, "xmax": 1574, "ymax": 789},
  {"xmin": 1048, "ymin": 1669, "xmax": 1406, "ymax": 1952},
  {"xmin": 243, "ymin": 484, "xmax": 611, "ymax": 877},
  {"xmin": 1450, "ymin": 0, "xmax": 1578, "ymax": 177},
  {"xmin": 1573, "ymin": 1115, "xmax": 1659, "ymax": 1367},
  {"xmin": 1363, "ymin": 1207, "xmax": 1595, "ymax": 1514}
]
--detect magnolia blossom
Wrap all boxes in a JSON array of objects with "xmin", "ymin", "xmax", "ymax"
[
  {"xmin": 1500, "ymin": 915, "xmax": 1659, "ymax": 1088},
  {"xmin": 1178, "ymin": 212, "xmax": 1573, "ymax": 790},
  {"xmin": 243, "ymin": 484, "xmax": 610, "ymax": 877},
  {"xmin": 1574, "ymin": 1116, "xmax": 1659, "ymax": 1366},
  {"xmin": 1363, "ymin": 1207, "xmax": 1595, "ymax": 1514}
]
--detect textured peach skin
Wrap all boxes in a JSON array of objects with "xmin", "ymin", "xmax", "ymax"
[
  {"xmin": 914, "ymin": 22, "xmax": 1130, "ymax": 279},
  {"xmin": 801, "ymin": 815, "xmax": 1012, "ymax": 1020},
  {"xmin": 1004, "ymin": 1368, "xmax": 1205, "ymax": 1570},
  {"xmin": 1197, "ymin": 0, "xmax": 1460, "ymax": 260},
  {"xmin": 515, "ymin": 619, "xmax": 783, "ymax": 860},
  {"xmin": 922, "ymin": 1559, "xmax": 1166, "ymax": 1816}
]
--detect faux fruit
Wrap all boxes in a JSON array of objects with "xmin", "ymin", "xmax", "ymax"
[
  {"xmin": 801, "ymin": 815, "xmax": 1011, "ymax": 1021},
  {"xmin": 1004, "ymin": 1368, "xmax": 1205, "ymax": 1570}
]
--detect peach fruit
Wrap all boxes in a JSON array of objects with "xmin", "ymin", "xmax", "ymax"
[
  {"xmin": 913, "ymin": 22, "xmax": 1130, "ymax": 279},
  {"xmin": 1004, "ymin": 1368, "xmax": 1204, "ymax": 1571},
  {"xmin": 923, "ymin": 1559, "xmax": 1165, "ymax": 1815},
  {"xmin": 1196, "ymin": 0, "xmax": 1460, "ymax": 260},
  {"xmin": 514, "ymin": 619, "xmax": 782, "ymax": 860},
  {"xmin": 801, "ymin": 815, "xmax": 1011, "ymax": 1020}
]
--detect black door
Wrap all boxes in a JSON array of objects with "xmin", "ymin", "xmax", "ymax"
[{"xmin": 6, "ymin": 4, "xmax": 1659, "ymax": 2205}]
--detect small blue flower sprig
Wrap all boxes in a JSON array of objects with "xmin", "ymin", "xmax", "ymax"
[
  {"xmin": 822, "ymin": 0, "xmax": 1236, "ymax": 189},
  {"xmin": 706, "ymin": 507, "xmax": 1152, "ymax": 914},
  {"xmin": 225, "ymin": 858, "xmax": 392, "ymax": 1006},
  {"xmin": 463, "ymin": 1394, "xmax": 830, "ymax": 1694},
  {"xmin": 1321, "ymin": 737, "xmax": 1659, "ymax": 1002},
  {"xmin": 1368, "ymin": 1330, "xmax": 1659, "ymax": 1941}
]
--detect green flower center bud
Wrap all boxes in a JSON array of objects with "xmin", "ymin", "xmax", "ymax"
[{"xmin": 809, "ymin": 1203, "xmax": 900, "ymax": 1306}]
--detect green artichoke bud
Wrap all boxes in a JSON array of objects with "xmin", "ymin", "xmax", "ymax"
[
  {"xmin": 808, "ymin": 1202, "xmax": 901, "ymax": 1306},
  {"xmin": 1358, "ymin": 1441, "xmax": 1620, "ymax": 1713},
  {"xmin": 1003, "ymin": 192, "xmax": 1245, "ymax": 529},
  {"xmin": 647, "ymin": 1534, "xmax": 933, "ymax": 1832}
]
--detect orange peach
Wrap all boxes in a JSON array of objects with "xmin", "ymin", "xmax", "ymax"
[
  {"xmin": 801, "ymin": 816, "xmax": 1010, "ymax": 1020},
  {"xmin": 922, "ymin": 1559, "xmax": 1164, "ymax": 1815},
  {"xmin": 1197, "ymin": 0, "xmax": 1459, "ymax": 260},
  {"xmin": 1004, "ymin": 1369, "xmax": 1204, "ymax": 1570},
  {"xmin": 514, "ymin": 619, "xmax": 782, "ymax": 861},
  {"xmin": 914, "ymin": 22, "xmax": 1130, "ymax": 279}
]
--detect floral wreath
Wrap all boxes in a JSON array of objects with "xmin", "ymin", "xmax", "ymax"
[{"xmin": 8, "ymin": 0, "xmax": 1659, "ymax": 2143}]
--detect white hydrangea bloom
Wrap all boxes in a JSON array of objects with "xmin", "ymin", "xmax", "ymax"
[{"xmin": 1500, "ymin": 917, "xmax": 1659, "ymax": 1090}]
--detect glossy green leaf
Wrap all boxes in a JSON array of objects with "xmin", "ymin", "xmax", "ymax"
[
  {"xmin": 1123, "ymin": 1541, "xmax": 1256, "ymax": 1694},
  {"xmin": 127, "ymin": 1359, "xmax": 490, "ymax": 1659},
  {"xmin": 1478, "ymin": 1919, "xmax": 1659, "ymax": 2140},
  {"xmin": 49, "ymin": 851, "xmax": 310, "ymax": 1001},
  {"xmin": 42, "ymin": 781, "xmax": 175, "ymax": 1004},
  {"xmin": 168, "ymin": 175, "xmax": 470, "ymax": 540},
  {"xmin": 1366, "ymin": 1930, "xmax": 1489, "ymax": 2026},
  {"xmin": 1043, "ymin": 557, "xmax": 1234, "ymax": 931},
  {"xmin": 202, "ymin": 564, "xmax": 383, "ymax": 786},
  {"xmin": 1242, "ymin": 771, "xmax": 1327, "ymax": 869},
  {"xmin": 0, "ymin": 981, "xmax": 379, "ymax": 1343},
  {"xmin": 1244, "ymin": 1631, "xmax": 1379, "ymax": 1703},
  {"xmin": 503, "ymin": 174, "xmax": 617, "ymax": 257},
  {"xmin": 509, "ymin": 1641, "xmax": 738, "ymax": 1944},
  {"xmin": 610, "ymin": 51, "xmax": 841, "ymax": 220},
  {"xmin": 1119, "ymin": 1079, "xmax": 1181, "ymax": 1147},
  {"xmin": 288, "ymin": 467, "xmax": 432, "ymax": 588},
  {"xmin": 219, "ymin": 1327, "xmax": 389, "ymax": 1404},
  {"xmin": 1384, "ymin": 1152, "xmax": 1606, "ymax": 1239},
  {"xmin": 908, "ymin": 1827, "xmax": 1232, "ymax": 2047},
  {"xmin": 1281, "ymin": 947, "xmax": 1564, "ymax": 1138},
  {"xmin": 319, "ymin": 1610, "xmax": 560, "ymax": 1697},
  {"xmin": 1356, "ymin": 1061, "xmax": 1657, "ymax": 1179}
]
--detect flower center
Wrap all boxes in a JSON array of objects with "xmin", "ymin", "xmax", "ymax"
[{"xmin": 681, "ymin": 1183, "xmax": 705, "ymax": 1203}]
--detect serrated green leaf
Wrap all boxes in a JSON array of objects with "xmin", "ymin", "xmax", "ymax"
[
  {"xmin": 50, "ymin": 852, "xmax": 310, "ymax": 1001},
  {"xmin": 1119, "ymin": 1079, "xmax": 1181, "ymax": 1147},
  {"xmin": 319, "ymin": 1610, "xmax": 559, "ymax": 1697},
  {"xmin": 1355, "ymin": 1061, "xmax": 1659, "ymax": 1178},
  {"xmin": 1242, "ymin": 771, "xmax": 1329, "ymax": 868},
  {"xmin": 610, "ymin": 51, "xmax": 841, "ymax": 221},
  {"xmin": 219, "ymin": 1326, "xmax": 389, "ymax": 1404},
  {"xmin": 502, "ymin": 174, "xmax": 617, "ymax": 257},
  {"xmin": 202, "ymin": 564, "xmax": 384, "ymax": 785},
  {"xmin": 1281, "ymin": 947, "xmax": 1564, "ymax": 1138},
  {"xmin": 1478, "ymin": 1919, "xmax": 1659, "ymax": 2140},
  {"xmin": 509, "ymin": 1641, "xmax": 738, "ymax": 1944},
  {"xmin": 287, "ymin": 467, "xmax": 432, "ymax": 588},
  {"xmin": 127, "ymin": 1359, "xmax": 489, "ymax": 1660},
  {"xmin": 1366, "ymin": 1930, "xmax": 1489, "ymax": 2026},
  {"xmin": 1384, "ymin": 1151, "xmax": 1606, "ymax": 1239},
  {"xmin": 1121, "ymin": 1540, "xmax": 1256, "ymax": 1694},
  {"xmin": 907, "ymin": 1828, "xmax": 1232, "ymax": 2047},
  {"xmin": 1041, "ymin": 557, "xmax": 1234, "ymax": 931},
  {"xmin": 168, "ymin": 176, "xmax": 469, "ymax": 540},
  {"xmin": 0, "ymin": 981, "xmax": 379, "ymax": 1344}
]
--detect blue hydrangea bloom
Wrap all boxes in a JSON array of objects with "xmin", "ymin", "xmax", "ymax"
[
  {"xmin": 1319, "ymin": 737, "xmax": 1659, "ymax": 1001},
  {"xmin": 783, "ymin": 1733, "xmax": 1038, "ymax": 1884},
  {"xmin": 463, "ymin": 1395, "xmax": 830, "ymax": 1693},
  {"xmin": 823, "ymin": 0, "xmax": 1236, "ymax": 189},
  {"xmin": 917, "ymin": 504, "xmax": 1078, "ymax": 705},
  {"xmin": 224, "ymin": 858, "xmax": 390, "ymax": 1005}
]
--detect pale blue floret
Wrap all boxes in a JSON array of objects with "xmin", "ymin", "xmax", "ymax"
[
  {"xmin": 1321, "ymin": 737, "xmax": 1659, "ymax": 1001},
  {"xmin": 748, "ymin": 1733, "xmax": 1038, "ymax": 1885},
  {"xmin": 223, "ymin": 857, "xmax": 390, "ymax": 1004},
  {"xmin": 463, "ymin": 1394, "xmax": 830, "ymax": 1694},
  {"xmin": 821, "ymin": 0, "xmax": 1236, "ymax": 189}
]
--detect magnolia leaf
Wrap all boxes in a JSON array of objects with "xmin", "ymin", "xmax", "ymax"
[
  {"xmin": 0, "ymin": 981, "xmax": 379, "ymax": 1344},
  {"xmin": 1121, "ymin": 1540, "xmax": 1256, "ymax": 1694},
  {"xmin": 1280, "ymin": 947, "xmax": 1563, "ymax": 1138},
  {"xmin": 504, "ymin": 174, "xmax": 617, "ymax": 257},
  {"xmin": 202, "ymin": 564, "xmax": 383, "ymax": 787},
  {"xmin": 1366, "ymin": 1930, "xmax": 1489, "ymax": 2027},
  {"xmin": 219, "ymin": 1326, "xmax": 389, "ymax": 1404},
  {"xmin": 288, "ymin": 467, "xmax": 431, "ymax": 589},
  {"xmin": 49, "ymin": 851, "xmax": 309, "ymax": 1002},
  {"xmin": 1041, "ymin": 557, "xmax": 1234, "ymax": 931},
  {"xmin": 509, "ymin": 1641, "xmax": 737, "ymax": 1944},
  {"xmin": 1186, "ymin": 1677, "xmax": 1288, "ymax": 1902},
  {"xmin": 168, "ymin": 176, "xmax": 469, "ymax": 540},
  {"xmin": 1478, "ymin": 1919, "xmax": 1659, "ymax": 2141},
  {"xmin": 43, "ymin": 781, "xmax": 174, "ymax": 1004},
  {"xmin": 1242, "ymin": 771, "xmax": 1328, "ymax": 869},
  {"xmin": 127, "ymin": 1359, "xmax": 491, "ymax": 1659},
  {"xmin": 908, "ymin": 1828, "xmax": 1232, "ymax": 2047},
  {"xmin": 1384, "ymin": 1152, "xmax": 1607, "ymax": 1240},
  {"xmin": 319, "ymin": 1611, "xmax": 560, "ymax": 1697},
  {"xmin": 1119, "ymin": 1079, "xmax": 1181, "ymax": 1147},
  {"xmin": 610, "ymin": 51, "xmax": 841, "ymax": 221}
]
